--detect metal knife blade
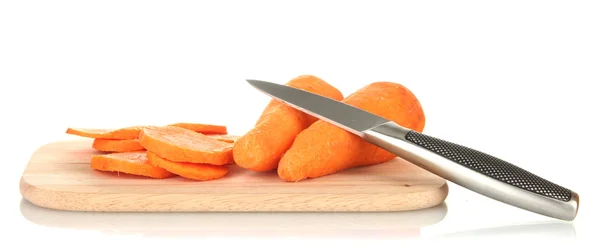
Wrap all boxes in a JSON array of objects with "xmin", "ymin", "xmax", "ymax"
[{"xmin": 245, "ymin": 79, "xmax": 389, "ymax": 136}]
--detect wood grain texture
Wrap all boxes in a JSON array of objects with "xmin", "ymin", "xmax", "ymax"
[{"xmin": 20, "ymin": 139, "xmax": 448, "ymax": 212}]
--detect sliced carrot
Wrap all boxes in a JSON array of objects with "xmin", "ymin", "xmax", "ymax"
[
  {"xmin": 168, "ymin": 123, "xmax": 227, "ymax": 135},
  {"xmin": 146, "ymin": 151, "xmax": 229, "ymax": 181},
  {"xmin": 66, "ymin": 126, "xmax": 148, "ymax": 140},
  {"xmin": 139, "ymin": 126, "xmax": 233, "ymax": 165},
  {"xmin": 92, "ymin": 138, "xmax": 145, "ymax": 152},
  {"xmin": 206, "ymin": 134, "xmax": 240, "ymax": 143},
  {"xmin": 90, "ymin": 151, "xmax": 175, "ymax": 179}
]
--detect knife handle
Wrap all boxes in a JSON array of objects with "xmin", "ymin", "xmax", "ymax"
[{"xmin": 364, "ymin": 121, "xmax": 579, "ymax": 221}]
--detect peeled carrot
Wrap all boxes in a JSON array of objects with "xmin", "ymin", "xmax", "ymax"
[
  {"xmin": 168, "ymin": 123, "xmax": 228, "ymax": 134},
  {"xmin": 66, "ymin": 126, "xmax": 148, "ymax": 140},
  {"xmin": 90, "ymin": 151, "xmax": 175, "ymax": 179},
  {"xmin": 139, "ymin": 126, "xmax": 233, "ymax": 165},
  {"xmin": 277, "ymin": 82, "xmax": 426, "ymax": 182},
  {"xmin": 92, "ymin": 138, "xmax": 145, "ymax": 152},
  {"xmin": 207, "ymin": 134, "xmax": 240, "ymax": 143},
  {"xmin": 233, "ymin": 75, "xmax": 344, "ymax": 172},
  {"xmin": 146, "ymin": 151, "xmax": 229, "ymax": 181}
]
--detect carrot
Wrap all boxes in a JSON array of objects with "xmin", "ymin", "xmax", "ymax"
[
  {"xmin": 139, "ymin": 126, "xmax": 233, "ymax": 165},
  {"xmin": 207, "ymin": 134, "xmax": 240, "ymax": 143},
  {"xmin": 233, "ymin": 75, "xmax": 344, "ymax": 172},
  {"xmin": 66, "ymin": 126, "xmax": 148, "ymax": 140},
  {"xmin": 92, "ymin": 138, "xmax": 145, "ymax": 152},
  {"xmin": 168, "ymin": 123, "xmax": 227, "ymax": 134},
  {"xmin": 146, "ymin": 151, "xmax": 229, "ymax": 181},
  {"xmin": 277, "ymin": 82, "xmax": 426, "ymax": 182},
  {"xmin": 90, "ymin": 151, "xmax": 175, "ymax": 179}
]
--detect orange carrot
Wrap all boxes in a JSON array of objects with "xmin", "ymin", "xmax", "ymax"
[
  {"xmin": 92, "ymin": 138, "xmax": 145, "ymax": 152},
  {"xmin": 168, "ymin": 123, "xmax": 228, "ymax": 134},
  {"xmin": 277, "ymin": 82, "xmax": 426, "ymax": 182},
  {"xmin": 233, "ymin": 75, "xmax": 344, "ymax": 172},
  {"xmin": 90, "ymin": 151, "xmax": 175, "ymax": 179},
  {"xmin": 66, "ymin": 126, "xmax": 148, "ymax": 140},
  {"xmin": 207, "ymin": 134, "xmax": 240, "ymax": 143},
  {"xmin": 139, "ymin": 126, "xmax": 233, "ymax": 165},
  {"xmin": 146, "ymin": 151, "xmax": 229, "ymax": 181}
]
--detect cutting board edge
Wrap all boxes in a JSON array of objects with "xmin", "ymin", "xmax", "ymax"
[{"xmin": 20, "ymin": 175, "xmax": 448, "ymax": 212}]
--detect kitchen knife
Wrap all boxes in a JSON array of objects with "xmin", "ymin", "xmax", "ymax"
[{"xmin": 246, "ymin": 79, "xmax": 579, "ymax": 221}]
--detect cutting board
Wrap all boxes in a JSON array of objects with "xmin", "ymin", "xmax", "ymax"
[{"xmin": 20, "ymin": 139, "xmax": 448, "ymax": 212}]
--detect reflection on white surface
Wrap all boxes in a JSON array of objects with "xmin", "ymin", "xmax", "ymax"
[
  {"xmin": 432, "ymin": 222, "xmax": 576, "ymax": 240},
  {"xmin": 20, "ymin": 198, "xmax": 578, "ymax": 241},
  {"xmin": 20, "ymin": 198, "xmax": 447, "ymax": 238}
]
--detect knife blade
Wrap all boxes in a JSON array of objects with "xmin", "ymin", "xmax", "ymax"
[{"xmin": 246, "ymin": 79, "xmax": 579, "ymax": 221}]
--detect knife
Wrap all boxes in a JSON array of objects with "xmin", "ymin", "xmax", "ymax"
[{"xmin": 245, "ymin": 79, "xmax": 579, "ymax": 221}]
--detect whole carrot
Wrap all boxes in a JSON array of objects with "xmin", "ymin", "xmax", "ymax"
[
  {"xmin": 233, "ymin": 75, "xmax": 344, "ymax": 172},
  {"xmin": 277, "ymin": 82, "xmax": 426, "ymax": 182}
]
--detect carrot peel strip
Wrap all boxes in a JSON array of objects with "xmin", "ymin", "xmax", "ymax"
[
  {"xmin": 168, "ymin": 123, "xmax": 227, "ymax": 135},
  {"xmin": 66, "ymin": 126, "xmax": 148, "ymax": 140}
]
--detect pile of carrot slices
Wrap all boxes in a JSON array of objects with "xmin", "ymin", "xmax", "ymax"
[{"xmin": 66, "ymin": 123, "xmax": 239, "ymax": 181}]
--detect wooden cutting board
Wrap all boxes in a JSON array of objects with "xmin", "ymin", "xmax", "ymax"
[{"xmin": 20, "ymin": 139, "xmax": 448, "ymax": 212}]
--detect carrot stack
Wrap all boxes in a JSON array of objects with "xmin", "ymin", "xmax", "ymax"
[
  {"xmin": 66, "ymin": 122, "xmax": 235, "ymax": 180},
  {"xmin": 138, "ymin": 126, "xmax": 233, "ymax": 180}
]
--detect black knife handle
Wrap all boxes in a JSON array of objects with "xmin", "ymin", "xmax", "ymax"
[
  {"xmin": 404, "ymin": 131, "xmax": 572, "ymax": 201},
  {"xmin": 364, "ymin": 121, "xmax": 579, "ymax": 221}
]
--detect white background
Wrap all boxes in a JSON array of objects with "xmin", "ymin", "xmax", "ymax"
[{"xmin": 1, "ymin": 0, "xmax": 599, "ymax": 248}]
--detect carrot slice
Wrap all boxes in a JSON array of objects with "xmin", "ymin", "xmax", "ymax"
[
  {"xmin": 139, "ymin": 126, "xmax": 233, "ymax": 165},
  {"xmin": 90, "ymin": 151, "xmax": 175, "ymax": 179},
  {"xmin": 168, "ymin": 123, "xmax": 227, "ymax": 135},
  {"xmin": 92, "ymin": 138, "xmax": 145, "ymax": 152},
  {"xmin": 206, "ymin": 134, "xmax": 240, "ymax": 143},
  {"xmin": 147, "ymin": 151, "xmax": 229, "ymax": 181},
  {"xmin": 66, "ymin": 126, "xmax": 148, "ymax": 139}
]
